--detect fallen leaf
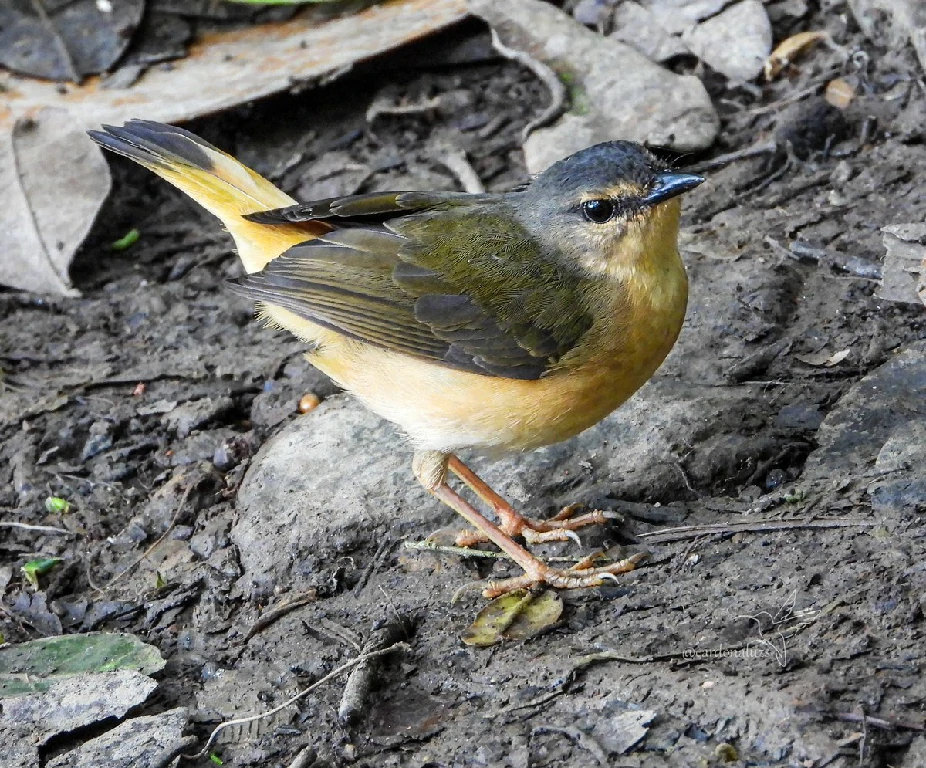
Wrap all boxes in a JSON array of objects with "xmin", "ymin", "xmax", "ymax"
[
  {"xmin": 0, "ymin": 632, "xmax": 165, "ymax": 697},
  {"xmin": 0, "ymin": 0, "xmax": 145, "ymax": 82},
  {"xmin": 461, "ymin": 589, "xmax": 563, "ymax": 647},
  {"xmin": 0, "ymin": 0, "xmax": 467, "ymax": 296},
  {"xmin": 20, "ymin": 557, "xmax": 63, "ymax": 589},
  {"xmin": 0, "ymin": 108, "xmax": 111, "ymax": 296},
  {"xmin": 764, "ymin": 30, "xmax": 829, "ymax": 80},
  {"xmin": 795, "ymin": 348, "xmax": 851, "ymax": 367}
]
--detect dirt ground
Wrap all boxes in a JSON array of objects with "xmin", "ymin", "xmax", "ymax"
[{"xmin": 2, "ymin": 6, "xmax": 926, "ymax": 768}]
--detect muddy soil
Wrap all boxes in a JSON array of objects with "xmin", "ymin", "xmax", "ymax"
[{"xmin": 2, "ymin": 9, "xmax": 926, "ymax": 768}]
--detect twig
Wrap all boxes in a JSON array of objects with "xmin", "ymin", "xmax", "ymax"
[
  {"xmin": 490, "ymin": 29, "xmax": 567, "ymax": 140},
  {"xmin": 687, "ymin": 141, "xmax": 778, "ymax": 173},
  {"xmin": 404, "ymin": 539, "xmax": 506, "ymax": 560},
  {"xmin": 244, "ymin": 589, "xmax": 319, "ymax": 642},
  {"xmin": 338, "ymin": 619, "xmax": 409, "ymax": 725},
  {"xmin": 766, "ymin": 236, "xmax": 882, "ymax": 280},
  {"xmin": 285, "ymin": 747, "xmax": 316, "ymax": 768},
  {"xmin": 833, "ymin": 711, "xmax": 924, "ymax": 732},
  {"xmin": 638, "ymin": 517, "xmax": 875, "ymax": 545},
  {"xmin": 181, "ymin": 642, "xmax": 408, "ymax": 761},
  {"xmin": 95, "ymin": 484, "xmax": 194, "ymax": 593},
  {"xmin": 0, "ymin": 521, "xmax": 72, "ymax": 535},
  {"xmin": 746, "ymin": 81, "xmax": 825, "ymax": 115},
  {"xmin": 435, "ymin": 148, "xmax": 485, "ymax": 194}
]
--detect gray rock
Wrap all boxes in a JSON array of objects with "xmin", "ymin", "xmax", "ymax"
[
  {"xmin": 848, "ymin": 0, "xmax": 926, "ymax": 73},
  {"xmin": 877, "ymin": 224, "xmax": 926, "ymax": 306},
  {"xmin": 642, "ymin": 0, "xmax": 728, "ymax": 35},
  {"xmin": 802, "ymin": 344, "xmax": 926, "ymax": 511},
  {"xmin": 683, "ymin": 0, "xmax": 773, "ymax": 81},
  {"xmin": 2, "ymin": 670, "xmax": 157, "ymax": 742},
  {"xmin": 468, "ymin": 0, "xmax": 718, "ymax": 172},
  {"xmin": 611, "ymin": 2, "xmax": 689, "ymax": 62},
  {"xmin": 231, "ymin": 398, "xmax": 436, "ymax": 589},
  {"xmin": 46, "ymin": 708, "xmax": 192, "ymax": 768}
]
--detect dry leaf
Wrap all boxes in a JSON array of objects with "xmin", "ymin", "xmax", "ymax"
[
  {"xmin": 795, "ymin": 348, "xmax": 851, "ymax": 367},
  {"xmin": 764, "ymin": 30, "xmax": 828, "ymax": 80},
  {"xmin": 0, "ymin": 108, "xmax": 111, "ymax": 296},
  {"xmin": 0, "ymin": 0, "xmax": 467, "ymax": 296},
  {"xmin": 461, "ymin": 589, "xmax": 563, "ymax": 647},
  {"xmin": 0, "ymin": 0, "xmax": 144, "ymax": 83}
]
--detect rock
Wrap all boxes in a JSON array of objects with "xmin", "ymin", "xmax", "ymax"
[
  {"xmin": 231, "ymin": 397, "xmax": 437, "ymax": 590},
  {"xmin": 683, "ymin": 0, "xmax": 773, "ymax": 81},
  {"xmin": 611, "ymin": 2, "xmax": 689, "ymax": 62},
  {"xmin": 643, "ymin": 0, "xmax": 728, "ymax": 36},
  {"xmin": 877, "ymin": 224, "xmax": 926, "ymax": 306},
  {"xmin": 2, "ymin": 670, "xmax": 157, "ymax": 740},
  {"xmin": 801, "ymin": 343, "xmax": 926, "ymax": 510},
  {"xmin": 468, "ymin": 0, "xmax": 718, "ymax": 172},
  {"xmin": 900, "ymin": 735, "xmax": 926, "ymax": 767},
  {"xmin": 848, "ymin": 0, "xmax": 926, "ymax": 73},
  {"xmin": 46, "ymin": 708, "xmax": 192, "ymax": 768},
  {"xmin": 598, "ymin": 708, "xmax": 657, "ymax": 754}
]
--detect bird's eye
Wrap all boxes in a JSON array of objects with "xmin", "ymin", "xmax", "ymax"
[{"xmin": 581, "ymin": 199, "xmax": 615, "ymax": 224}]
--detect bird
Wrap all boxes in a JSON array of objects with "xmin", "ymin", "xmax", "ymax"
[{"xmin": 88, "ymin": 120, "xmax": 703, "ymax": 598}]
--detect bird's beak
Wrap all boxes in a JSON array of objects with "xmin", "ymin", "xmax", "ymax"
[{"xmin": 643, "ymin": 172, "xmax": 705, "ymax": 206}]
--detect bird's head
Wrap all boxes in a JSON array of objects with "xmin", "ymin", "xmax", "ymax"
[{"xmin": 517, "ymin": 141, "xmax": 703, "ymax": 280}]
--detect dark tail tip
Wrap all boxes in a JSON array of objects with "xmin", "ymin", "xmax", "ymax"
[{"xmin": 87, "ymin": 120, "xmax": 215, "ymax": 172}]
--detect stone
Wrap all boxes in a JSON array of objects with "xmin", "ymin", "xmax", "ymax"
[
  {"xmin": 468, "ymin": 0, "xmax": 718, "ymax": 172},
  {"xmin": 683, "ymin": 0, "xmax": 773, "ymax": 81},
  {"xmin": 46, "ymin": 708, "xmax": 192, "ymax": 768}
]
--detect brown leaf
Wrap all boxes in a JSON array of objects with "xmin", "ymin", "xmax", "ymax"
[{"xmin": 764, "ymin": 30, "xmax": 829, "ymax": 80}]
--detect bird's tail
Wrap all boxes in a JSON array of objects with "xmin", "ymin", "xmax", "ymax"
[{"xmin": 88, "ymin": 120, "xmax": 326, "ymax": 273}]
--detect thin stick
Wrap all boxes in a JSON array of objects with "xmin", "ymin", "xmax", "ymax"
[
  {"xmin": 490, "ymin": 29, "xmax": 567, "ymax": 140},
  {"xmin": 181, "ymin": 642, "xmax": 408, "ymax": 761},
  {"xmin": 0, "ymin": 521, "xmax": 72, "ymax": 535},
  {"xmin": 95, "ymin": 484, "xmax": 194, "ymax": 593},
  {"xmin": 638, "ymin": 517, "xmax": 874, "ymax": 545},
  {"xmin": 244, "ymin": 589, "xmax": 319, "ymax": 642},
  {"xmin": 435, "ymin": 148, "xmax": 485, "ymax": 194},
  {"xmin": 687, "ymin": 141, "xmax": 778, "ymax": 173},
  {"xmin": 404, "ymin": 539, "xmax": 506, "ymax": 560},
  {"xmin": 404, "ymin": 539, "xmax": 586, "ymax": 565}
]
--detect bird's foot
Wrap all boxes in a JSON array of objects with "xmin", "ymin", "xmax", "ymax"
[
  {"xmin": 455, "ymin": 503, "xmax": 611, "ymax": 547},
  {"xmin": 481, "ymin": 551, "xmax": 647, "ymax": 599}
]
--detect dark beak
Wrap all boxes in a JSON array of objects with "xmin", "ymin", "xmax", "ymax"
[{"xmin": 643, "ymin": 172, "xmax": 705, "ymax": 206}]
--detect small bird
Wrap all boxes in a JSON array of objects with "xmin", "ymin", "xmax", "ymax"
[{"xmin": 89, "ymin": 120, "xmax": 702, "ymax": 598}]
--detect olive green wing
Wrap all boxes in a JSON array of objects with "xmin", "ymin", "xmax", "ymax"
[{"xmin": 232, "ymin": 192, "xmax": 593, "ymax": 380}]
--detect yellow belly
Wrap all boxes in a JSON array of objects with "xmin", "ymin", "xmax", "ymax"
[{"xmin": 260, "ymin": 253, "xmax": 687, "ymax": 453}]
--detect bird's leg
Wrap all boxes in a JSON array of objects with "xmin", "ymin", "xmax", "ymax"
[
  {"xmin": 447, "ymin": 455, "xmax": 609, "ymax": 546},
  {"xmin": 414, "ymin": 451, "xmax": 645, "ymax": 598}
]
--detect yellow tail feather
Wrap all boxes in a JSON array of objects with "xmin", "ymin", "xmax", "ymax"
[{"xmin": 88, "ymin": 120, "xmax": 322, "ymax": 273}]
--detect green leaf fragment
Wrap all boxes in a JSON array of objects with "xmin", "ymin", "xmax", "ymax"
[
  {"xmin": 111, "ymin": 228, "xmax": 140, "ymax": 251},
  {"xmin": 21, "ymin": 557, "xmax": 62, "ymax": 588},
  {"xmin": 44, "ymin": 496, "xmax": 71, "ymax": 514},
  {"xmin": 461, "ymin": 589, "xmax": 563, "ymax": 647},
  {"xmin": 0, "ymin": 632, "xmax": 166, "ymax": 697},
  {"xmin": 210, "ymin": 754, "xmax": 224, "ymax": 765}
]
